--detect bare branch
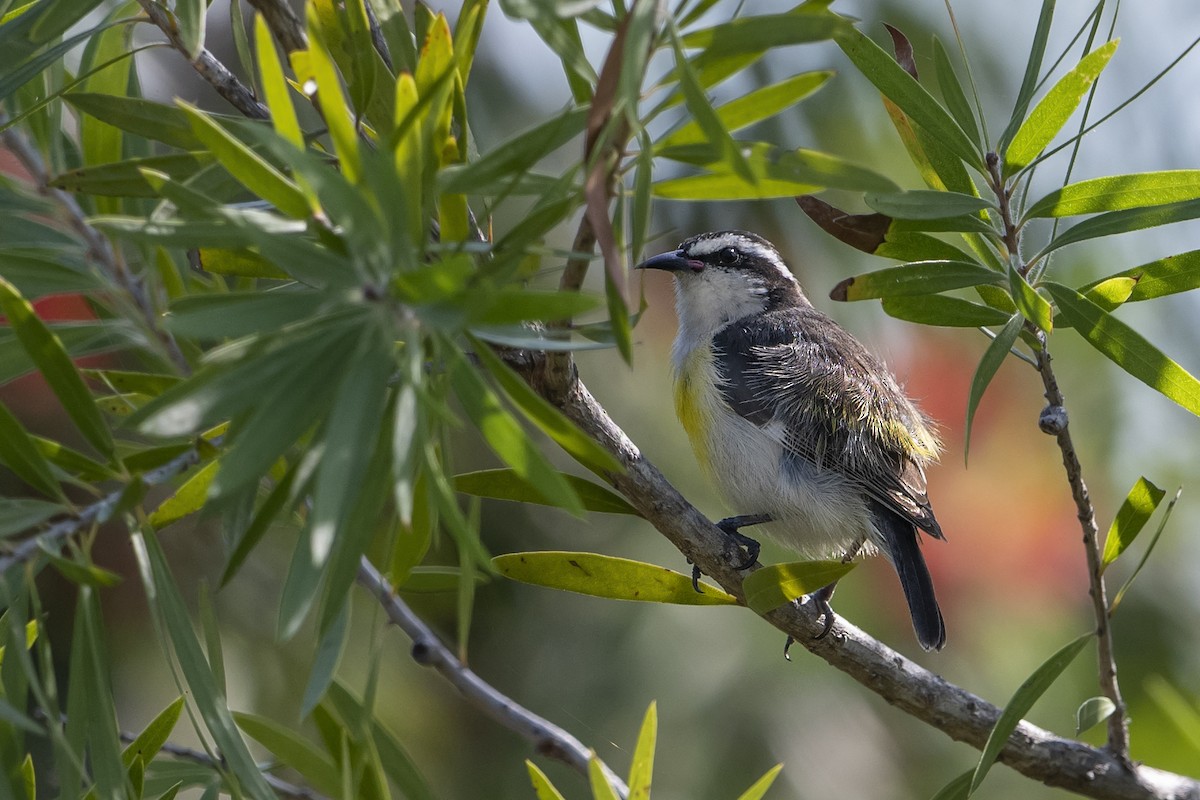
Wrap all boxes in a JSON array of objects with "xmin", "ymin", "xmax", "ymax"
[
  {"xmin": 245, "ymin": 0, "xmax": 308, "ymax": 55},
  {"xmin": 1035, "ymin": 334, "xmax": 1131, "ymax": 764},
  {"xmin": 501, "ymin": 346, "xmax": 1198, "ymax": 800},
  {"xmin": 134, "ymin": 0, "xmax": 269, "ymax": 120},
  {"xmin": 356, "ymin": 559, "xmax": 631, "ymax": 799}
]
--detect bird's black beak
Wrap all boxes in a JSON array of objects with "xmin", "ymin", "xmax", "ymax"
[{"xmin": 635, "ymin": 249, "xmax": 703, "ymax": 273}]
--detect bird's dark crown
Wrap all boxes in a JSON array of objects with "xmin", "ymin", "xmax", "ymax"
[{"xmin": 677, "ymin": 230, "xmax": 805, "ymax": 305}]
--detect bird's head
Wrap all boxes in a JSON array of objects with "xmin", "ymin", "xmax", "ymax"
[{"xmin": 637, "ymin": 230, "xmax": 809, "ymax": 340}]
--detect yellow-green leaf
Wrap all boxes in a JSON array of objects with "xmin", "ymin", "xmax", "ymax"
[
  {"xmin": 148, "ymin": 460, "xmax": 219, "ymax": 529},
  {"xmin": 742, "ymin": 560, "xmax": 856, "ymax": 615},
  {"xmin": 1101, "ymin": 476, "xmax": 1166, "ymax": 570},
  {"xmin": 493, "ymin": 552, "xmax": 737, "ymax": 606}
]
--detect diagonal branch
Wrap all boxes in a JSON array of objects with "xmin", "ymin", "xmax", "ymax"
[
  {"xmin": 502, "ymin": 346, "xmax": 1198, "ymax": 800},
  {"xmin": 356, "ymin": 559, "xmax": 631, "ymax": 799}
]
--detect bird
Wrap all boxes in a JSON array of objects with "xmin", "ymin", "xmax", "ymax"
[{"xmin": 636, "ymin": 230, "xmax": 946, "ymax": 651}]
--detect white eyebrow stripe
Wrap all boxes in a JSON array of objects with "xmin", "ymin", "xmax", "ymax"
[{"xmin": 684, "ymin": 233, "xmax": 792, "ymax": 280}]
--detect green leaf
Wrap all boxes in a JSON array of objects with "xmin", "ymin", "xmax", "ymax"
[
  {"xmin": 932, "ymin": 37, "xmax": 980, "ymax": 148},
  {"xmin": 469, "ymin": 336, "xmax": 622, "ymax": 475},
  {"xmin": 234, "ymin": 713, "xmax": 340, "ymax": 796},
  {"xmin": 469, "ymin": 290, "xmax": 600, "ymax": 326},
  {"xmin": 0, "ymin": 498, "xmax": 65, "ymax": 538},
  {"xmin": 1110, "ymin": 487, "xmax": 1181, "ymax": 615},
  {"xmin": 996, "ymin": 0, "xmax": 1056, "ymax": 152},
  {"xmin": 148, "ymin": 460, "xmax": 219, "ymax": 529},
  {"xmin": 448, "ymin": 351, "xmax": 585, "ymax": 517},
  {"xmin": 64, "ymin": 93, "xmax": 207, "ymax": 150},
  {"xmin": 929, "ymin": 769, "xmax": 974, "ymax": 800},
  {"xmin": 589, "ymin": 757, "xmax": 620, "ymax": 800},
  {"xmin": 1082, "ymin": 277, "xmax": 1138, "ymax": 312},
  {"xmin": 396, "ymin": 567, "xmax": 487, "ymax": 593},
  {"xmin": 132, "ymin": 530, "xmax": 276, "ymax": 800},
  {"xmin": 680, "ymin": 8, "xmax": 844, "ymax": 54},
  {"xmin": 301, "ymin": 602, "xmax": 347, "ymax": 717},
  {"xmin": 1043, "ymin": 282, "xmax": 1200, "ymax": 417},
  {"xmin": 1040, "ymin": 198, "xmax": 1200, "ymax": 256},
  {"xmin": 438, "ymin": 107, "xmax": 588, "ymax": 195},
  {"xmin": 178, "ymin": 102, "xmax": 311, "ymax": 219},
  {"xmin": 657, "ymin": 71, "xmax": 832, "ymax": 151},
  {"xmin": 0, "ymin": 400, "xmax": 66, "ymax": 501},
  {"xmin": 654, "ymin": 142, "xmax": 896, "ymax": 200},
  {"xmin": 493, "ymin": 551, "xmax": 738, "ymax": 605},
  {"xmin": 1025, "ymin": 170, "xmax": 1200, "ymax": 219},
  {"xmin": 1079, "ymin": 251, "xmax": 1200, "ymax": 303},
  {"xmin": 255, "ymin": 13, "xmax": 303, "ymax": 150},
  {"xmin": 830, "ymin": 261, "xmax": 998, "ymax": 301},
  {"xmin": 305, "ymin": 5, "xmax": 361, "ymax": 184},
  {"xmin": 742, "ymin": 560, "xmax": 857, "ymax": 615},
  {"xmin": 628, "ymin": 702, "xmax": 656, "ymax": 800},
  {"xmin": 834, "ymin": 24, "xmax": 980, "ymax": 168},
  {"xmin": 167, "ymin": 290, "xmax": 325, "ymax": 339},
  {"xmin": 526, "ymin": 761, "xmax": 567, "ymax": 800},
  {"xmin": 49, "ymin": 153, "xmax": 213, "ymax": 197},
  {"xmin": 174, "ymin": 0, "xmax": 205, "ymax": 58},
  {"xmin": 121, "ymin": 696, "xmax": 184, "ymax": 767},
  {"xmin": 863, "ymin": 190, "xmax": 992, "ymax": 220},
  {"xmin": 454, "ymin": 468, "xmax": 637, "ymax": 515},
  {"xmin": 1145, "ymin": 675, "xmax": 1200, "ymax": 756},
  {"xmin": 0, "ymin": 277, "xmax": 114, "ymax": 459},
  {"xmin": 735, "ymin": 764, "xmax": 784, "ymax": 800},
  {"xmin": 965, "ymin": 314, "xmax": 1023, "ymax": 462},
  {"xmin": 1005, "ymin": 40, "xmax": 1119, "ymax": 173},
  {"xmin": 882, "ymin": 296, "xmax": 1011, "ymax": 328},
  {"xmin": 1075, "ymin": 696, "xmax": 1116, "ymax": 735},
  {"xmin": 1101, "ymin": 476, "xmax": 1166, "ymax": 569},
  {"xmin": 0, "ymin": 252, "xmax": 100, "ymax": 299},
  {"xmin": 1008, "ymin": 264, "xmax": 1053, "ymax": 332},
  {"xmin": 970, "ymin": 632, "xmax": 1093, "ymax": 794}
]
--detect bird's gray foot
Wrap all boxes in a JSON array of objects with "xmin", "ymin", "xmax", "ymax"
[
  {"xmin": 811, "ymin": 582, "xmax": 838, "ymax": 640},
  {"xmin": 715, "ymin": 513, "xmax": 770, "ymax": 570}
]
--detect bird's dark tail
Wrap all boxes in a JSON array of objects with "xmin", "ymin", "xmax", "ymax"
[{"xmin": 870, "ymin": 503, "xmax": 946, "ymax": 651}]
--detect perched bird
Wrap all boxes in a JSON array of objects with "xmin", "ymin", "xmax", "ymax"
[{"xmin": 637, "ymin": 230, "xmax": 946, "ymax": 651}]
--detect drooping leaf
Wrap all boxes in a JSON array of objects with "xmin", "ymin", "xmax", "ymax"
[
  {"xmin": 1005, "ymin": 40, "xmax": 1119, "ymax": 173},
  {"xmin": 1043, "ymin": 282, "xmax": 1200, "ymax": 417},
  {"xmin": 742, "ymin": 560, "xmax": 857, "ymax": 615},
  {"xmin": 964, "ymin": 314, "xmax": 1023, "ymax": 462},
  {"xmin": 830, "ymin": 261, "xmax": 998, "ymax": 301},
  {"xmin": 1008, "ymin": 264, "xmax": 1053, "ymax": 332},
  {"xmin": 493, "ymin": 551, "xmax": 738, "ymax": 605},
  {"xmin": 1110, "ymin": 487, "xmax": 1181, "ymax": 615},
  {"xmin": 970, "ymin": 632, "xmax": 1093, "ymax": 794},
  {"xmin": 0, "ymin": 400, "xmax": 67, "ymax": 501}
]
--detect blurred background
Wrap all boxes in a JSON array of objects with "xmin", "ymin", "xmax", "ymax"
[{"xmin": 8, "ymin": 0, "xmax": 1200, "ymax": 797}]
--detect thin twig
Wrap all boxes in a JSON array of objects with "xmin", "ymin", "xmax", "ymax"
[
  {"xmin": 245, "ymin": 0, "xmax": 308, "ymax": 55},
  {"xmin": 118, "ymin": 729, "xmax": 328, "ymax": 800},
  {"xmin": 1035, "ymin": 333, "xmax": 1131, "ymax": 765},
  {"xmin": 501, "ymin": 346, "xmax": 1193, "ymax": 800},
  {"xmin": 134, "ymin": 0, "xmax": 269, "ymax": 120},
  {"xmin": 0, "ymin": 117, "xmax": 191, "ymax": 374},
  {"xmin": 355, "ymin": 559, "xmax": 631, "ymax": 799},
  {"xmin": 363, "ymin": 1, "xmax": 394, "ymax": 73}
]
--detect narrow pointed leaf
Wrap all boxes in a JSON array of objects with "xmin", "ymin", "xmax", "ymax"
[
  {"xmin": 121, "ymin": 696, "xmax": 184, "ymax": 766},
  {"xmin": 1043, "ymin": 282, "xmax": 1200, "ymax": 416},
  {"xmin": 0, "ymin": 277, "xmax": 114, "ymax": 458},
  {"xmin": 835, "ymin": 24, "xmax": 980, "ymax": 168},
  {"xmin": 526, "ymin": 761, "xmax": 567, "ymax": 800},
  {"xmin": 439, "ymin": 107, "xmax": 588, "ymax": 195},
  {"xmin": 970, "ymin": 632, "xmax": 1093, "ymax": 793},
  {"xmin": 680, "ymin": 10, "xmax": 844, "ymax": 53},
  {"xmin": 175, "ymin": 0, "xmax": 205, "ymax": 58},
  {"xmin": 1008, "ymin": 264, "xmax": 1053, "ymax": 331},
  {"xmin": 1145, "ymin": 675, "xmax": 1200, "ymax": 756},
  {"xmin": 1110, "ymin": 487, "xmax": 1181, "ymax": 615},
  {"xmin": 1025, "ymin": 170, "xmax": 1200, "ymax": 219},
  {"xmin": 64, "ymin": 93, "xmax": 206, "ymax": 149},
  {"xmin": 454, "ymin": 469, "xmax": 638, "ymax": 515},
  {"xmin": 736, "ymin": 764, "xmax": 784, "ymax": 800},
  {"xmin": 628, "ymin": 702, "xmax": 656, "ymax": 800},
  {"xmin": 657, "ymin": 71, "xmax": 832, "ymax": 151},
  {"xmin": 1005, "ymin": 40, "xmax": 1119, "ymax": 173},
  {"xmin": 742, "ymin": 560, "xmax": 857, "ymax": 614},
  {"xmin": 0, "ymin": 498, "xmax": 66, "ymax": 538},
  {"xmin": 882, "ymin": 296, "xmax": 1011, "ymax": 328},
  {"xmin": 1042, "ymin": 198, "xmax": 1200, "ymax": 256},
  {"xmin": 1079, "ymin": 250, "xmax": 1200, "ymax": 302},
  {"xmin": 997, "ymin": 0, "xmax": 1057, "ymax": 151},
  {"xmin": 148, "ymin": 460, "xmax": 219, "ymax": 528},
  {"xmin": 932, "ymin": 37, "xmax": 979, "ymax": 147},
  {"xmin": 0, "ymin": 401, "xmax": 67, "ymax": 501},
  {"xmin": 864, "ymin": 190, "xmax": 992, "ymax": 220},
  {"xmin": 234, "ymin": 713, "xmax": 340, "ymax": 796},
  {"xmin": 589, "ymin": 757, "xmax": 620, "ymax": 800},
  {"xmin": 303, "ymin": 8, "xmax": 361, "ymax": 184},
  {"xmin": 831, "ymin": 261, "xmax": 998, "ymax": 301},
  {"xmin": 255, "ymin": 14, "xmax": 303, "ymax": 149},
  {"xmin": 1101, "ymin": 476, "xmax": 1166, "ymax": 569},
  {"xmin": 965, "ymin": 314, "xmax": 1023, "ymax": 461},
  {"xmin": 1083, "ymin": 277, "xmax": 1137, "ymax": 312},
  {"xmin": 493, "ymin": 551, "xmax": 738, "ymax": 605}
]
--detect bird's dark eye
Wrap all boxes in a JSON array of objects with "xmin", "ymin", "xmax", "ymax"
[{"xmin": 717, "ymin": 247, "xmax": 740, "ymax": 266}]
